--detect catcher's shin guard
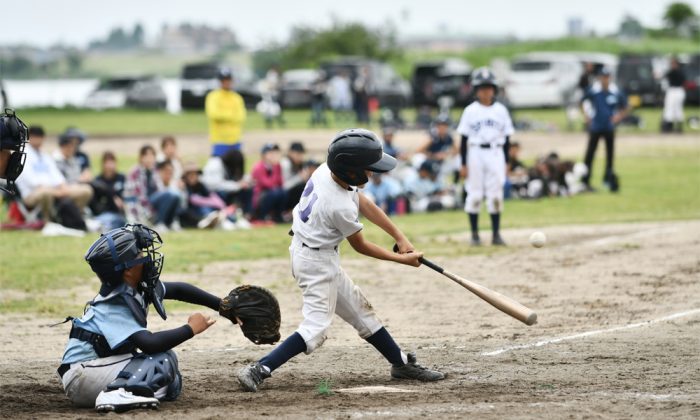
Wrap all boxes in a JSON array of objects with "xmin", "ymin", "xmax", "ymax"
[{"xmin": 106, "ymin": 350, "xmax": 181, "ymax": 400}]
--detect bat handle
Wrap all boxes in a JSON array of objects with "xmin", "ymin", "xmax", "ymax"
[{"xmin": 392, "ymin": 243, "xmax": 444, "ymax": 274}]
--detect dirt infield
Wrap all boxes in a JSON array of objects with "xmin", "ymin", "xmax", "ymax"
[{"xmin": 1, "ymin": 220, "xmax": 699, "ymax": 419}]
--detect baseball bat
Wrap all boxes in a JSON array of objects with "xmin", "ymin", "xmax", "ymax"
[{"xmin": 394, "ymin": 245, "xmax": 537, "ymax": 325}]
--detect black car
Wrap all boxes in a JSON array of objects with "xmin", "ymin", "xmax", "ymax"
[
  {"xmin": 412, "ymin": 59, "xmax": 473, "ymax": 107},
  {"xmin": 320, "ymin": 57, "xmax": 411, "ymax": 108},
  {"xmin": 616, "ymin": 54, "xmax": 662, "ymax": 106},
  {"xmin": 180, "ymin": 63, "xmax": 261, "ymax": 110},
  {"xmin": 683, "ymin": 54, "xmax": 700, "ymax": 106}
]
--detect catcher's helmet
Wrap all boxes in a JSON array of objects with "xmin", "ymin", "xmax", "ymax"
[
  {"xmin": 471, "ymin": 67, "xmax": 498, "ymax": 90},
  {"xmin": 0, "ymin": 108, "xmax": 29, "ymax": 193},
  {"xmin": 327, "ymin": 128, "xmax": 397, "ymax": 186},
  {"xmin": 85, "ymin": 224, "xmax": 167, "ymax": 319}
]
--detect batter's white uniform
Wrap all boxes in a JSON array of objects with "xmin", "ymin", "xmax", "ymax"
[
  {"xmin": 457, "ymin": 101, "xmax": 514, "ymax": 214},
  {"xmin": 290, "ymin": 163, "xmax": 383, "ymax": 353}
]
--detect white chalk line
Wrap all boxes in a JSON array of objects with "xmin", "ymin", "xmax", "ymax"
[{"xmin": 481, "ymin": 308, "xmax": 700, "ymax": 356}]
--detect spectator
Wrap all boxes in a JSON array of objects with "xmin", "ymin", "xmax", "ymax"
[
  {"xmin": 353, "ymin": 66, "xmax": 371, "ymax": 124},
  {"xmin": 123, "ymin": 145, "xmax": 181, "ymax": 232},
  {"xmin": 662, "ymin": 56, "xmax": 686, "ymax": 133},
  {"xmin": 157, "ymin": 136, "xmax": 183, "ymax": 181},
  {"xmin": 16, "ymin": 126, "xmax": 92, "ymax": 226},
  {"xmin": 404, "ymin": 160, "xmax": 452, "ymax": 212},
  {"xmin": 251, "ymin": 143, "xmax": 286, "ymax": 222},
  {"xmin": 260, "ymin": 65, "xmax": 285, "ymax": 128},
  {"xmin": 580, "ymin": 67, "xmax": 629, "ymax": 192},
  {"xmin": 380, "ymin": 126, "xmax": 404, "ymax": 160},
  {"xmin": 202, "ymin": 148, "xmax": 253, "ymax": 216},
  {"xmin": 205, "ymin": 67, "xmax": 247, "ymax": 157},
  {"xmin": 417, "ymin": 114, "xmax": 457, "ymax": 164},
  {"xmin": 180, "ymin": 162, "xmax": 237, "ymax": 230},
  {"xmin": 280, "ymin": 142, "xmax": 307, "ymax": 209},
  {"xmin": 505, "ymin": 141, "xmax": 528, "ymax": 199},
  {"xmin": 328, "ymin": 70, "xmax": 353, "ymax": 122},
  {"xmin": 89, "ymin": 151, "xmax": 126, "ymax": 231},
  {"xmin": 578, "ymin": 62, "xmax": 596, "ymax": 94},
  {"xmin": 53, "ymin": 134, "xmax": 86, "ymax": 185},
  {"xmin": 310, "ymin": 71, "xmax": 328, "ymax": 127},
  {"xmin": 59, "ymin": 127, "xmax": 91, "ymax": 182},
  {"xmin": 364, "ymin": 173, "xmax": 402, "ymax": 214}
]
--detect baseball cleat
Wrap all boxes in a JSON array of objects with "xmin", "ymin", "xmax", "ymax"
[
  {"xmin": 94, "ymin": 388, "xmax": 159, "ymax": 413},
  {"xmin": 391, "ymin": 353, "xmax": 445, "ymax": 382},
  {"xmin": 470, "ymin": 234, "xmax": 482, "ymax": 247},
  {"xmin": 492, "ymin": 234, "xmax": 506, "ymax": 246},
  {"xmin": 237, "ymin": 362, "xmax": 270, "ymax": 392}
]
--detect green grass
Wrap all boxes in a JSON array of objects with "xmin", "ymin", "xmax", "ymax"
[
  {"xmin": 1, "ymin": 145, "xmax": 698, "ymax": 314},
  {"xmin": 16, "ymin": 107, "xmax": 700, "ymax": 137},
  {"xmin": 316, "ymin": 379, "xmax": 333, "ymax": 396}
]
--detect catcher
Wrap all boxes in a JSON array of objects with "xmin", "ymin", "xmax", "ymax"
[{"xmin": 56, "ymin": 224, "xmax": 280, "ymax": 413}]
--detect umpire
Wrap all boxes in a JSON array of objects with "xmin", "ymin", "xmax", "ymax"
[{"xmin": 580, "ymin": 67, "xmax": 630, "ymax": 192}]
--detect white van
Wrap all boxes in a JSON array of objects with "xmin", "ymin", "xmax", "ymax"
[{"xmin": 505, "ymin": 52, "xmax": 582, "ymax": 108}]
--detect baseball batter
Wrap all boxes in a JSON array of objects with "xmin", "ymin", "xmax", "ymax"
[
  {"xmin": 458, "ymin": 67, "xmax": 514, "ymax": 246},
  {"xmin": 237, "ymin": 129, "xmax": 445, "ymax": 392}
]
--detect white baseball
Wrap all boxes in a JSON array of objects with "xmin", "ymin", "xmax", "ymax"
[{"xmin": 529, "ymin": 231, "xmax": 546, "ymax": 248}]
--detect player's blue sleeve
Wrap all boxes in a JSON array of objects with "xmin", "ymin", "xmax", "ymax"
[{"xmin": 95, "ymin": 301, "xmax": 147, "ymax": 350}]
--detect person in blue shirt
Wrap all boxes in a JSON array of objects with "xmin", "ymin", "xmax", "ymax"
[
  {"xmin": 580, "ymin": 67, "xmax": 630, "ymax": 192},
  {"xmin": 57, "ymin": 224, "xmax": 229, "ymax": 413}
]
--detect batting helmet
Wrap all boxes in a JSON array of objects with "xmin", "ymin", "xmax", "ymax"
[
  {"xmin": 327, "ymin": 128, "xmax": 397, "ymax": 186},
  {"xmin": 471, "ymin": 67, "xmax": 498, "ymax": 90},
  {"xmin": 85, "ymin": 224, "xmax": 167, "ymax": 319}
]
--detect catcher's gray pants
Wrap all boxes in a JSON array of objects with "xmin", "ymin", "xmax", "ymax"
[
  {"xmin": 59, "ymin": 351, "xmax": 180, "ymax": 407},
  {"xmin": 290, "ymin": 237, "xmax": 383, "ymax": 353}
]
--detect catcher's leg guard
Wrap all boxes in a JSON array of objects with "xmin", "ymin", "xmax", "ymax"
[{"xmin": 106, "ymin": 350, "xmax": 181, "ymax": 400}]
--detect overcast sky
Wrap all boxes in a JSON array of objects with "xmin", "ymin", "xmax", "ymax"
[{"xmin": 7, "ymin": 0, "xmax": 699, "ymax": 48}]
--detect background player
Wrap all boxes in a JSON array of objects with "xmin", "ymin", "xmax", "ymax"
[
  {"xmin": 458, "ymin": 68, "xmax": 514, "ymax": 246},
  {"xmin": 237, "ymin": 129, "xmax": 445, "ymax": 392},
  {"xmin": 58, "ymin": 224, "xmax": 224, "ymax": 413}
]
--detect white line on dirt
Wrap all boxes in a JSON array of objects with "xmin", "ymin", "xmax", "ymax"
[{"xmin": 481, "ymin": 308, "xmax": 700, "ymax": 356}]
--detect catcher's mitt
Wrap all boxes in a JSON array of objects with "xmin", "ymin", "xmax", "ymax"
[{"xmin": 219, "ymin": 285, "xmax": 281, "ymax": 345}]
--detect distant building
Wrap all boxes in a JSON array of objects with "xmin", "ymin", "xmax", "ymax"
[
  {"xmin": 155, "ymin": 24, "xmax": 240, "ymax": 55},
  {"xmin": 567, "ymin": 17, "xmax": 584, "ymax": 37}
]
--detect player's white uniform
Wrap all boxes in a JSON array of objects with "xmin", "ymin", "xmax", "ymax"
[
  {"xmin": 457, "ymin": 101, "xmax": 514, "ymax": 214},
  {"xmin": 290, "ymin": 163, "xmax": 383, "ymax": 353}
]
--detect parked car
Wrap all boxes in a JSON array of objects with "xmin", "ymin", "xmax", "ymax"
[
  {"xmin": 279, "ymin": 69, "xmax": 320, "ymax": 108},
  {"xmin": 320, "ymin": 57, "xmax": 411, "ymax": 108},
  {"xmin": 412, "ymin": 59, "xmax": 473, "ymax": 107},
  {"xmin": 85, "ymin": 76, "xmax": 167, "ymax": 110},
  {"xmin": 683, "ymin": 54, "xmax": 700, "ymax": 106},
  {"xmin": 180, "ymin": 63, "xmax": 261, "ymax": 110},
  {"xmin": 616, "ymin": 54, "xmax": 662, "ymax": 107},
  {"xmin": 505, "ymin": 52, "xmax": 582, "ymax": 108}
]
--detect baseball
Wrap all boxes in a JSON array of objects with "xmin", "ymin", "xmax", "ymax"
[{"xmin": 529, "ymin": 231, "xmax": 546, "ymax": 248}]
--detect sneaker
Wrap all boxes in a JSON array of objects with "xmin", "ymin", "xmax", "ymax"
[
  {"xmin": 492, "ymin": 234, "xmax": 507, "ymax": 246},
  {"xmin": 235, "ymin": 217, "xmax": 252, "ymax": 230},
  {"xmin": 219, "ymin": 218, "xmax": 237, "ymax": 231},
  {"xmin": 391, "ymin": 353, "xmax": 445, "ymax": 382},
  {"xmin": 170, "ymin": 220, "xmax": 182, "ymax": 232},
  {"xmin": 154, "ymin": 223, "xmax": 169, "ymax": 234},
  {"xmin": 94, "ymin": 388, "xmax": 159, "ymax": 413},
  {"xmin": 197, "ymin": 211, "xmax": 219, "ymax": 229},
  {"xmin": 237, "ymin": 362, "xmax": 270, "ymax": 392},
  {"xmin": 470, "ymin": 234, "xmax": 481, "ymax": 247}
]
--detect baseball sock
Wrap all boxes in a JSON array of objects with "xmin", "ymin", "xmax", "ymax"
[
  {"xmin": 366, "ymin": 327, "xmax": 407, "ymax": 367},
  {"xmin": 468, "ymin": 213, "xmax": 479, "ymax": 237},
  {"xmin": 259, "ymin": 332, "xmax": 307, "ymax": 373},
  {"xmin": 490, "ymin": 213, "xmax": 500, "ymax": 236}
]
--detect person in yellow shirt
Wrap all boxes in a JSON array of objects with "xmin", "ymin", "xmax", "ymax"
[{"xmin": 205, "ymin": 68, "xmax": 247, "ymax": 157}]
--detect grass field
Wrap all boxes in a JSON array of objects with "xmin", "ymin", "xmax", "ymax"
[
  {"xmin": 16, "ymin": 106, "xmax": 700, "ymax": 136},
  {"xmin": 1, "ymin": 145, "xmax": 698, "ymax": 314}
]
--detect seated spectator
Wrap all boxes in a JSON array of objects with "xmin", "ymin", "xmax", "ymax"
[
  {"xmin": 123, "ymin": 145, "xmax": 181, "ymax": 232},
  {"xmin": 16, "ymin": 126, "xmax": 92, "ymax": 228},
  {"xmin": 363, "ymin": 173, "xmax": 403, "ymax": 214},
  {"xmin": 156, "ymin": 160, "xmax": 184, "ymax": 195},
  {"xmin": 59, "ymin": 127, "xmax": 92, "ymax": 182},
  {"xmin": 202, "ymin": 148, "xmax": 253, "ymax": 216},
  {"xmin": 180, "ymin": 162, "xmax": 237, "ymax": 230},
  {"xmin": 280, "ymin": 141, "xmax": 308, "ymax": 209},
  {"xmin": 251, "ymin": 143, "xmax": 286, "ymax": 222},
  {"xmin": 380, "ymin": 126, "xmax": 405, "ymax": 160},
  {"xmin": 506, "ymin": 141, "xmax": 529, "ymax": 199},
  {"xmin": 404, "ymin": 160, "xmax": 454, "ymax": 212},
  {"xmin": 417, "ymin": 114, "xmax": 456, "ymax": 164},
  {"xmin": 157, "ymin": 136, "xmax": 183, "ymax": 181},
  {"xmin": 89, "ymin": 151, "xmax": 126, "ymax": 231}
]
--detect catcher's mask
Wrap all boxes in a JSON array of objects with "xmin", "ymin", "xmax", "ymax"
[
  {"xmin": 85, "ymin": 224, "xmax": 167, "ymax": 320},
  {"xmin": 0, "ymin": 108, "xmax": 29, "ymax": 194}
]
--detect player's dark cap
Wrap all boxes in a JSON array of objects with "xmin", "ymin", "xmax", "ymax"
[
  {"xmin": 471, "ymin": 67, "xmax": 498, "ymax": 90},
  {"xmin": 289, "ymin": 142, "xmax": 305, "ymax": 153},
  {"xmin": 327, "ymin": 128, "xmax": 397, "ymax": 186},
  {"xmin": 434, "ymin": 113, "xmax": 451, "ymax": 125},
  {"xmin": 28, "ymin": 126, "xmax": 45, "ymax": 137},
  {"xmin": 261, "ymin": 143, "xmax": 280, "ymax": 154},
  {"xmin": 59, "ymin": 127, "xmax": 86, "ymax": 146}
]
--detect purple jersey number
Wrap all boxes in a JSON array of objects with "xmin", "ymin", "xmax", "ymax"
[{"xmin": 299, "ymin": 180, "xmax": 318, "ymax": 223}]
